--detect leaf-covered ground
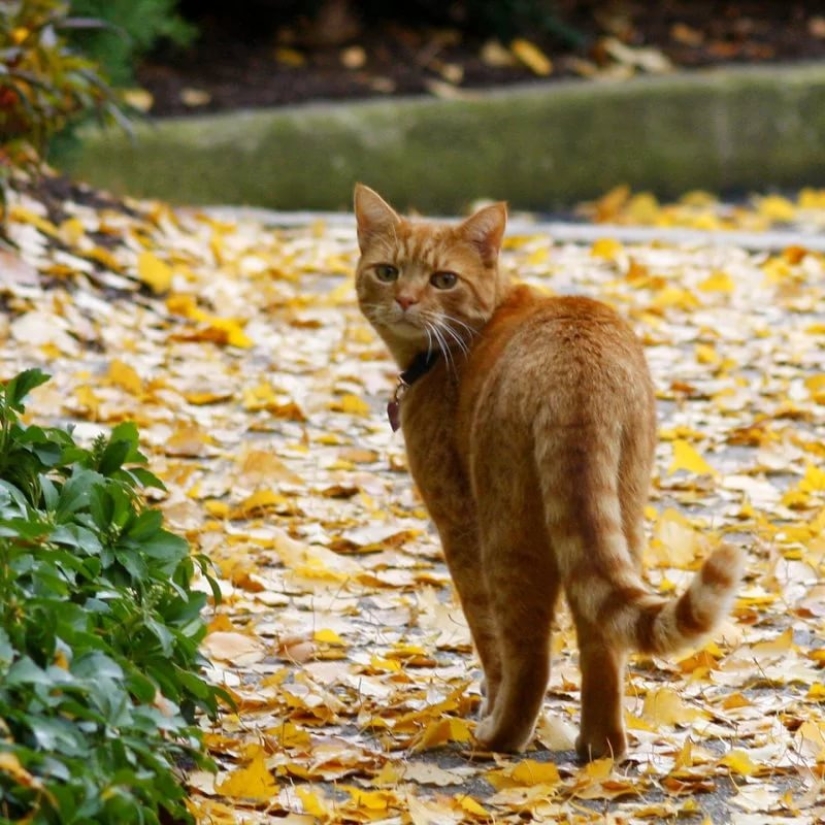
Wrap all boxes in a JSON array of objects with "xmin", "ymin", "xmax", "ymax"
[{"xmin": 3, "ymin": 177, "xmax": 825, "ymax": 824}]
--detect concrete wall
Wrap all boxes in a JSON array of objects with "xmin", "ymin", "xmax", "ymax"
[{"xmin": 64, "ymin": 63, "xmax": 825, "ymax": 212}]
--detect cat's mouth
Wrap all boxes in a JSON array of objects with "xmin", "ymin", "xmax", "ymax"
[{"xmin": 389, "ymin": 317, "xmax": 426, "ymax": 338}]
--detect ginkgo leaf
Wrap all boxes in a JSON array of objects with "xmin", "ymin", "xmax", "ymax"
[
  {"xmin": 668, "ymin": 439, "xmax": 716, "ymax": 476},
  {"xmin": 201, "ymin": 631, "xmax": 266, "ymax": 665},
  {"xmin": 137, "ymin": 251, "xmax": 173, "ymax": 294},
  {"xmin": 214, "ymin": 750, "xmax": 276, "ymax": 800},
  {"xmin": 510, "ymin": 38, "xmax": 552, "ymax": 75},
  {"xmin": 591, "ymin": 237, "xmax": 624, "ymax": 260},
  {"xmin": 750, "ymin": 627, "xmax": 794, "ymax": 657},
  {"xmin": 719, "ymin": 750, "xmax": 759, "ymax": 776},
  {"xmin": 698, "ymin": 271, "xmax": 735, "ymax": 293},
  {"xmin": 642, "ymin": 688, "xmax": 704, "ymax": 726},
  {"xmin": 487, "ymin": 759, "xmax": 561, "ymax": 790},
  {"xmin": 798, "ymin": 463, "xmax": 825, "ymax": 493},
  {"xmin": 296, "ymin": 785, "xmax": 332, "ymax": 817},
  {"xmin": 108, "ymin": 359, "xmax": 142, "ymax": 394}
]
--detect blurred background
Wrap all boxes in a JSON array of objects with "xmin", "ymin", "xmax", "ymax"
[
  {"xmin": 64, "ymin": 0, "xmax": 825, "ymax": 116},
  {"xmin": 4, "ymin": 1, "xmax": 825, "ymax": 212}
]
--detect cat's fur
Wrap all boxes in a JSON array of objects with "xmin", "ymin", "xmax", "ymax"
[{"xmin": 353, "ymin": 184, "xmax": 744, "ymax": 761}]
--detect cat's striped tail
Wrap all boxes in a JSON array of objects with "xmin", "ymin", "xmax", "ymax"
[
  {"xmin": 628, "ymin": 543, "xmax": 744, "ymax": 655},
  {"xmin": 569, "ymin": 542, "xmax": 745, "ymax": 656}
]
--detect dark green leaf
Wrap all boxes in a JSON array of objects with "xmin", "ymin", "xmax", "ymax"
[{"xmin": 3, "ymin": 369, "xmax": 50, "ymax": 413}]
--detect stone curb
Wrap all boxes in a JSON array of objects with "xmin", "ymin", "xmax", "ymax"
[
  {"xmin": 66, "ymin": 62, "xmax": 825, "ymax": 213},
  {"xmin": 200, "ymin": 206, "xmax": 825, "ymax": 252}
]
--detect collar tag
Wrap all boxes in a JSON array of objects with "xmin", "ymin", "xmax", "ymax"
[{"xmin": 386, "ymin": 351, "xmax": 439, "ymax": 431}]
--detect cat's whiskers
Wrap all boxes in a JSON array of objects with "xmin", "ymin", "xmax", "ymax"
[
  {"xmin": 438, "ymin": 320, "xmax": 471, "ymax": 357},
  {"xmin": 420, "ymin": 310, "xmax": 474, "ymax": 368},
  {"xmin": 424, "ymin": 324, "xmax": 435, "ymax": 360}
]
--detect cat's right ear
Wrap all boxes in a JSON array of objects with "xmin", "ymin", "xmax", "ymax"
[{"xmin": 354, "ymin": 184, "xmax": 401, "ymax": 252}]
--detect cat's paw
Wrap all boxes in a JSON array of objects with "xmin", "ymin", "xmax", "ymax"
[
  {"xmin": 575, "ymin": 730, "xmax": 627, "ymax": 763},
  {"xmin": 477, "ymin": 677, "xmax": 500, "ymax": 720},
  {"xmin": 475, "ymin": 717, "xmax": 532, "ymax": 753}
]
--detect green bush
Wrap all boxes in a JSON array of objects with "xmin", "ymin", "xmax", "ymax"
[
  {"xmin": 0, "ymin": 1, "xmax": 127, "ymax": 228},
  {"xmin": 0, "ymin": 1, "xmax": 125, "ymax": 148},
  {"xmin": 67, "ymin": 0, "xmax": 195, "ymax": 86},
  {"xmin": 0, "ymin": 369, "xmax": 225, "ymax": 825}
]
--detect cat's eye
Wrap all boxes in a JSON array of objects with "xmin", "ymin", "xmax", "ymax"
[
  {"xmin": 374, "ymin": 264, "xmax": 399, "ymax": 283},
  {"xmin": 430, "ymin": 271, "xmax": 458, "ymax": 290}
]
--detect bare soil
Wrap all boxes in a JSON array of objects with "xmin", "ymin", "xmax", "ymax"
[{"xmin": 137, "ymin": 1, "xmax": 825, "ymax": 117}]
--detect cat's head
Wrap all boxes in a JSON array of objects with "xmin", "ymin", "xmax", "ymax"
[{"xmin": 354, "ymin": 184, "xmax": 508, "ymax": 367}]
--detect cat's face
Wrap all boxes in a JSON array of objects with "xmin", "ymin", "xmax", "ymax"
[{"xmin": 354, "ymin": 184, "xmax": 507, "ymax": 364}]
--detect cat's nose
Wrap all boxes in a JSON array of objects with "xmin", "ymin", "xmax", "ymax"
[{"xmin": 395, "ymin": 294, "xmax": 418, "ymax": 311}]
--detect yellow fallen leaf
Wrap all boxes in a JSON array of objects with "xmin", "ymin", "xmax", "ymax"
[
  {"xmin": 757, "ymin": 194, "xmax": 796, "ymax": 222},
  {"xmin": 86, "ymin": 246, "xmax": 122, "ymax": 271},
  {"xmin": 275, "ymin": 46, "xmax": 305, "ymax": 67},
  {"xmin": 627, "ymin": 192, "xmax": 660, "ymax": 224},
  {"xmin": 719, "ymin": 749, "xmax": 759, "ymax": 777},
  {"xmin": 695, "ymin": 343, "xmax": 720, "ymax": 365},
  {"xmin": 581, "ymin": 757, "xmax": 614, "ymax": 781},
  {"xmin": 625, "ymin": 713, "xmax": 656, "ymax": 733},
  {"xmin": 796, "ymin": 719, "xmax": 825, "ymax": 760},
  {"xmin": 649, "ymin": 508, "xmax": 701, "ymax": 568},
  {"xmin": 214, "ymin": 749, "xmax": 276, "ymax": 801},
  {"xmin": 59, "ymin": 217, "xmax": 86, "ymax": 245},
  {"xmin": 510, "ymin": 38, "xmax": 552, "ymax": 75},
  {"xmin": 0, "ymin": 752, "xmax": 41, "ymax": 789},
  {"xmin": 74, "ymin": 385, "xmax": 100, "ymax": 418},
  {"xmin": 721, "ymin": 692, "xmax": 752, "ymax": 710},
  {"xmin": 750, "ymin": 626, "xmax": 794, "ymax": 657},
  {"xmin": 591, "ymin": 237, "xmax": 624, "ymax": 261},
  {"xmin": 487, "ymin": 759, "xmax": 560, "ymax": 790},
  {"xmin": 343, "ymin": 786, "xmax": 397, "ymax": 812},
  {"xmin": 137, "ymin": 251, "xmax": 173, "ymax": 294},
  {"xmin": 108, "ymin": 359, "xmax": 142, "ymax": 394},
  {"xmin": 180, "ymin": 87, "xmax": 211, "ymax": 107},
  {"xmin": 123, "ymin": 88, "xmax": 154, "ymax": 112},
  {"xmin": 456, "ymin": 795, "xmax": 489, "ymax": 817},
  {"xmin": 9, "ymin": 206, "xmax": 59, "ymax": 237},
  {"xmin": 184, "ymin": 389, "xmax": 234, "ymax": 405},
  {"xmin": 270, "ymin": 721, "xmax": 312, "ymax": 749},
  {"xmin": 651, "ymin": 286, "xmax": 699, "ymax": 309},
  {"xmin": 234, "ymin": 489, "xmax": 292, "ymax": 517},
  {"xmin": 593, "ymin": 184, "xmax": 631, "ymax": 221},
  {"xmin": 806, "ymin": 683, "xmax": 825, "ymax": 701},
  {"xmin": 413, "ymin": 717, "xmax": 473, "ymax": 751},
  {"xmin": 296, "ymin": 785, "xmax": 332, "ymax": 817},
  {"xmin": 165, "ymin": 424, "xmax": 216, "ymax": 457},
  {"xmin": 798, "ymin": 463, "xmax": 825, "ymax": 493},
  {"xmin": 698, "ymin": 270, "xmax": 735, "ymax": 293},
  {"xmin": 332, "ymin": 393, "xmax": 371, "ymax": 416},
  {"xmin": 804, "ymin": 374, "xmax": 825, "ymax": 404},
  {"xmin": 674, "ymin": 738, "xmax": 693, "ymax": 770},
  {"xmin": 668, "ymin": 439, "xmax": 716, "ymax": 476},
  {"xmin": 314, "ymin": 628, "xmax": 345, "ymax": 645},
  {"xmin": 201, "ymin": 631, "xmax": 265, "ymax": 665},
  {"xmin": 642, "ymin": 688, "xmax": 703, "ymax": 726}
]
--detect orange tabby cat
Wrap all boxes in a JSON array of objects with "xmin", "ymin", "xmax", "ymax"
[{"xmin": 354, "ymin": 184, "xmax": 744, "ymax": 761}]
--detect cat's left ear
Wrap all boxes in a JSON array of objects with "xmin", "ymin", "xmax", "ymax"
[
  {"xmin": 354, "ymin": 184, "xmax": 401, "ymax": 252},
  {"xmin": 458, "ymin": 202, "xmax": 507, "ymax": 266}
]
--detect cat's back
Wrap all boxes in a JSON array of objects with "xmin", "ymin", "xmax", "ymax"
[{"xmin": 459, "ymin": 286, "xmax": 654, "ymax": 435}]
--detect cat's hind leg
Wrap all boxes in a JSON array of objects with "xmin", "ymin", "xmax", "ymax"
[
  {"xmin": 437, "ymin": 524, "xmax": 503, "ymax": 719},
  {"xmin": 472, "ymin": 508, "xmax": 560, "ymax": 753},
  {"xmin": 574, "ymin": 629, "xmax": 628, "ymax": 760}
]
